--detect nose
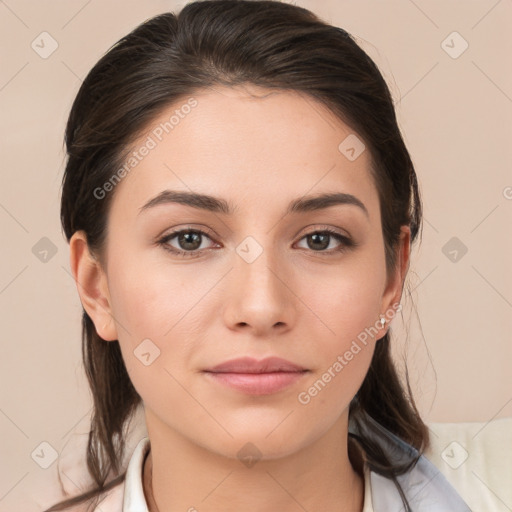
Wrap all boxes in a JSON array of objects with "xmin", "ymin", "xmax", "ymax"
[{"xmin": 222, "ymin": 239, "xmax": 296, "ymax": 337}]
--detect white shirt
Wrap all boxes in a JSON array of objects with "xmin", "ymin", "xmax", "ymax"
[{"xmin": 114, "ymin": 436, "xmax": 471, "ymax": 512}]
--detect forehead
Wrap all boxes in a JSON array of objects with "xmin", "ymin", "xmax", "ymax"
[{"xmin": 109, "ymin": 84, "xmax": 378, "ymax": 219}]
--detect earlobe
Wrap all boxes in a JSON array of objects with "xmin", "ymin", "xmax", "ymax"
[{"xmin": 69, "ymin": 231, "xmax": 118, "ymax": 341}]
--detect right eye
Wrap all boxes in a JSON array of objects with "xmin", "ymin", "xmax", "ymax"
[{"xmin": 157, "ymin": 228, "xmax": 218, "ymax": 258}]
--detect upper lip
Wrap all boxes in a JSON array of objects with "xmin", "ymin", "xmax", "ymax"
[{"xmin": 205, "ymin": 357, "xmax": 307, "ymax": 374}]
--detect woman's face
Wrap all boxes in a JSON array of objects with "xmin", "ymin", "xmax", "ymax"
[{"xmin": 73, "ymin": 84, "xmax": 408, "ymax": 460}]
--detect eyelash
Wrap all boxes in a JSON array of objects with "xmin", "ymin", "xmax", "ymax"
[{"xmin": 157, "ymin": 226, "xmax": 357, "ymax": 259}]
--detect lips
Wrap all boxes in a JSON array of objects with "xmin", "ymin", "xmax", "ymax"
[
  {"xmin": 203, "ymin": 356, "xmax": 309, "ymax": 395},
  {"xmin": 204, "ymin": 356, "xmax": 307, "ymax": 374}
]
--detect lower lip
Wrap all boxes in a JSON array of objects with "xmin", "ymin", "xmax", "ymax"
[{"xmin": 204, "ymin": 371, "xmax": 308, "ymax": 395}]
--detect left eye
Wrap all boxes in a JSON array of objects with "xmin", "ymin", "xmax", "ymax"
[
  {"xmin": 296, "ymin": 229, "xmax": 352, "ymax": 252},
  {"xmin": 158, "ymin": 228, "xmax": 354, "ymax": 257}
]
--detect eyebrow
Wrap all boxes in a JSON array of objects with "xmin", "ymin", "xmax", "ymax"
[{"xmin": 138, "ymin": 190, "xmax": 369, "ymax": 218}]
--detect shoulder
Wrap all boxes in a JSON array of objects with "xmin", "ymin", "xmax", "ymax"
[
  {"xmin": 91, "ymin": 482, "xmax": 125, "ymax": 512},
  {"xmin": 45, "ymin": 482, "xmax": 125, "ymax": 512},
  {"xmin": 424, "ymin": 417, "xmax": 512, "ymax": 512},
  {"xmin": 61, "ymin": 482, "xmax": 125, "ymax": 512},
  {"xmin": 354, "ymin": 415, "xmax": 512, "ymax": 511},
  {"xmin": 367, "ymin": 454, "xmax": 472, "ymax": 511},
  {"xmin": 354, "ymin": 417, "xmax": 472, "ymax": 511},
  {"xmin": 89, "ymin": 436, "xmax": 150, "ymax": 511}
]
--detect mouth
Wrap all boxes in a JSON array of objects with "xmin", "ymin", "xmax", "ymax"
[
  {"xmin": 203, "ymin": 356, "xmax": 309, "ymax": 395},
  {"xmin": 204, "ymin": 356, "xmax": 307, "ymax": 373}
]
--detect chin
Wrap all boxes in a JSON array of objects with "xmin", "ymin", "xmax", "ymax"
[{"xmin": 196, "ymin": 425, "xmax": 314, "ymax": 464}]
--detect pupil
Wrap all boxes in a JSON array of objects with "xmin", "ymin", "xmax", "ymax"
[
  {"xmin": 180, "ymin": 232, "xmax": 201, "ymax": 250},
  {"xmin": 309, "ymin": 233, "xmax": 329, "ymax": 250}
]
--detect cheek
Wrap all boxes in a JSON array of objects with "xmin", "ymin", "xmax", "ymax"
[
  {"xmin": 106, "ymin": 243, "xmax": 194, "ymax": 338},
  {"xmin": 304, "ymin": 276, "xmax": 379, "ymax": 394},
  {"xmin": 304, "ymin": 254, "xmax": 385, "ymax": 346},
  {"xmin": 105, "ymin": 247, "xmax": 213, "ymax": 390},
  {"xmin": 296, "ymin": 250, "xmax": 385, "ymax": 404},
  {"xmin": 296, "ymin": 274, "xmax": 380, "ymax": 424}
]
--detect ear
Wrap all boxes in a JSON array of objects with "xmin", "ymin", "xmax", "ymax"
[
  {"xmin": 379, "ymin": 225, "xmax": 411, "ymax": 335},
  {"xmin": 69, "ymin": 230, "xmax": 118, "ymax": 341}
]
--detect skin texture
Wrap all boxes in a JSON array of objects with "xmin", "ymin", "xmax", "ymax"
[{"xmin": 70, "ymin": 84, "xmax": 410, "ymax": 512}]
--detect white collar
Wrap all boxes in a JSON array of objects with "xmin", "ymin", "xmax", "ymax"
[
  {"xmin": 122, "ymin": 436, "xmax": 149, "ymax": 511},
  {"xmin": 122, "ymin": 436, "xmax": 470, "ymax": 511}
]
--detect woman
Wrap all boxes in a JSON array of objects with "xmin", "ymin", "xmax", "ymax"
[{"xmin": 45, "ymin": 1, "xmax": 471, "ymax": 510}]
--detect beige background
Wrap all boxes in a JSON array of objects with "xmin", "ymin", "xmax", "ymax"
[{"xmin": 0, "ymin": 0, "xmax": 511, "ymax": 510}]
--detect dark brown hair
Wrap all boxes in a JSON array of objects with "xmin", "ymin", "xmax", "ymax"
[{"xmin": 46, "ymin": 1, "xmax": 427, "ymax": 510}]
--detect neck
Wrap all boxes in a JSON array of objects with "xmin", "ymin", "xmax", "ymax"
[{"xmin": 142, "ymin": 414, "xmax": 365, "ymax": 512}]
